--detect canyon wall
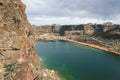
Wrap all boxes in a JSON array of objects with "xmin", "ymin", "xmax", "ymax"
[
  {"xmin": 33, "ymin": 23, "xmax": 120, "ymax": 54},
  {"xmin": 33, "ymin": 23, "xmax": 120, "ymax": 39},
  {"xmin": 0, "ymin": 0, "xmax": 60, "ymax": 80}
]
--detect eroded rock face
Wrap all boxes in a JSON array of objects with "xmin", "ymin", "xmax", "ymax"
[
  {"xmin": 0, "ymin": 0, "xmax": 40, "ymax": 79},
  {"xmin": 84, "ymin": 24, "xmax": 94, "ymax": 35},
  {"xmin": 0, "ymin": 0, "xmax": 61, "ymax": 80}
]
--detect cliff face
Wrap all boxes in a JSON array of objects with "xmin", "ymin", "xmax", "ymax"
[
  {"xmin": 33, "ymin": 23, "xmax": 120, "ymax": 38},
  {"xmin": 0, "ymin": 0, "xmax": 40, "ymax": 79},
  {"xmin": 33, "ymin": 23, "xmax": 120, "ymax": 54},
  {"xmin": 0, "ymin": 0, "xmax": 61, "ymax": 80}
]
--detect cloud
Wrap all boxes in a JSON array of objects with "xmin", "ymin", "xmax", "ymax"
[{"xmin": 22, "ymin": 0, "xmax": 120, "ymax": 25}]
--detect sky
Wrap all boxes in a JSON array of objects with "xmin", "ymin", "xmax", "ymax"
[{"xmin": 22, "ymin": 0, "xmax": 120, "ymax": 25}]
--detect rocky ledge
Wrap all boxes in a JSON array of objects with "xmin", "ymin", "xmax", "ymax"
[{"xmin": 0, "ymin": 0, "xmax": 61, "ymax": 80}]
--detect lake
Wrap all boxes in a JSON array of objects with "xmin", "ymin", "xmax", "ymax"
[{"xmin": 36, "ymin": 41, "xmax": 120, "ymax": 80}]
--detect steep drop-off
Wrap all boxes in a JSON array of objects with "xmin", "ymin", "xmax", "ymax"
[{"xmin": 0, "ymin": 0, "xmax": 60, "ymax": 80}]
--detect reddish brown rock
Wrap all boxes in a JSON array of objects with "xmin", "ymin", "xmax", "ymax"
[
  {"xmin": 0, "ymin": 0, "xmax": 61, "ymax": 80},
  {"xmin": 0, "ymin": 0, "xmax": 40, "ymax": 79}
]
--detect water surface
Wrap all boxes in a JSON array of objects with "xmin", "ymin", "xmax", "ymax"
[{"xmin": 36, "ymin": 41, "xmax": 120, "ymax": 80}]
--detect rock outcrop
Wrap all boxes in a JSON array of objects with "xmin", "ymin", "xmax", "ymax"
[
  {"xmin": 0, "ymin": 0, "xmax": 61, "ymax": 80},
  {"xmin": 33, "ymin": 23, "xmax": 120, "ymax": 38}
]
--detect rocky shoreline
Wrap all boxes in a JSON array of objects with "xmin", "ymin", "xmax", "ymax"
[
  {"xmin": 65, "ymin": 39, "xmax": 120, "ymax": 55},
  {"xmin": 36, "ymin": 34, "xmax": 120, "ymax": 55},
  {"xmin": 33, "ymin": 23, "xmax": 120, "ymax": 55},
  {"xmin": 34, "ymin": 33, "xmax": 120, "ymax": 55}
]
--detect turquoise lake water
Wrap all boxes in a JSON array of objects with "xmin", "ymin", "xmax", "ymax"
[{"xmin": 36, "ymin": 41, "xmax": 120, "ymax": 80}]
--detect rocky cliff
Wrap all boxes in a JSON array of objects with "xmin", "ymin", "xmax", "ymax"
[
  {"xmin": 0, "ymin": 0, "xmax": 61, "ymax": 80},
  {"xmin": 33, "ymin": 23, "xmax": 120, "ymax": 38},
  {"xmin": 33, "ymin": 23, "xmax": 120, "ymax": 54}
]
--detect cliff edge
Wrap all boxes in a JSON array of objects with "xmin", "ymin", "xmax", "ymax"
[{"xmin": 0, "ymin": 0, "xmax": 60, "ymax": 80}]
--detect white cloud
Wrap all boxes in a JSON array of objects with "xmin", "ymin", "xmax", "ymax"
[
  {"xmin": 22, "ymin": 0, "xmax": 120, "ymax": 25},
  {"xmin": 28, "ymin": 17, "xmax": 117, "ymax": 25}
]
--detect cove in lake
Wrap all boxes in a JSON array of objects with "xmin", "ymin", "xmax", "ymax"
[{"xmin": 36, "ymin": 41, "xmax": 120, "ymax": 80}]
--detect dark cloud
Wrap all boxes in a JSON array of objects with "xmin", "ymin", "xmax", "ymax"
[{"xmin": 22, "ymin": 0, "xmax": 120, "ymax": 24}]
